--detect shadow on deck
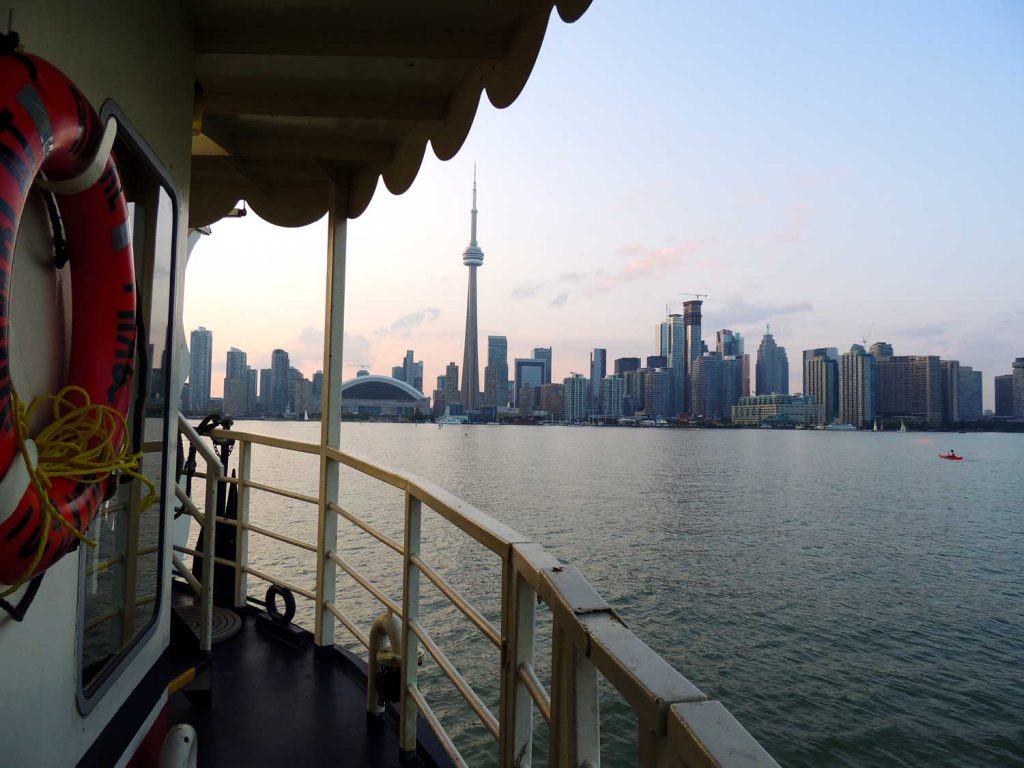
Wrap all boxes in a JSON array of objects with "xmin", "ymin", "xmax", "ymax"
[{"xmin": 167, "ymin": 604, "xmax": 448, "ymax": 768}]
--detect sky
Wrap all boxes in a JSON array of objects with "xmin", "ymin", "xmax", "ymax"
[{"xmin": 185, "ymin": 1, "xmax": 1024, "ymax": 409}]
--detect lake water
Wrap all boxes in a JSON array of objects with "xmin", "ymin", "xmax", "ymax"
[{"xmin": 206, "ymin": 422, "xmax": 1024, "ymax": 767}]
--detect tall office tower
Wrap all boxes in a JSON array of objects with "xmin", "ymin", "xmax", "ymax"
[
  {"xmin": 755, "ymin": 326, "xmax": 789, "ymax": 395},
  {"xmin": 721, "ymin": 356, "xmax": 744, "ymax": 419},
  {"xmin": 223, "ymin": 346, "xmax": 249, "ymax": 416},
  {"xmin": 741, "ymin": 354, "xmax": 751, "ymax": 397},
  {"xmin": 599, "ymin": 375, "xmax": 624, "ymax": 418},
  {"xmin": 539, "ymin": 383, "xmax": 564, "ymax": 418},
  {"xmin": 875, "ymin": 355, "xmax": 943, "ymax": 427},
  {"xmin": 288, "ymin": 366, "xmax": 303, "ymax": 414},
  {"xmin": 803, "ymin": 349, "xmax": 839, "ymax": 424},
  {"xmin": 683, "ymin": 301, "xmax": 703, "ymax": 412},
  {"xmin": 246, "ymin": 368, "xmax": 257, "ymax": 414},
  {"xmin": 460, "ymin": 170, "xmax": 484, "ymax": 411},
  {"xmin": 658, "ymin": 321, "xmax": 670, "ymax": 357},
  {"xmin": 956, "ymin": 366, "xmax": 982, "ymax": 420},
  {"xmin": 646, "ymin": 355, "xmax": 667, "ymax": 369},
  {"xmin": 839, "ymin": 344, "xmax": 876, "ymax": 428},
  {"xmin": 391, "ymin": 365, "xmax": 404, "ymax": 379},
  {"xmin": 561, "ymin": 374, "xmax": 589, "ymax": 422},
  {"xmin": 189, "ymin": 326, "xmax": 213, "ymax": 412},
  {"xmin": 270, "ymin": 349, "xmax": 290, "ymax": 414},
  {"xmin": 259, "ymin": 368, "xmax": 272, "ymax": 412},
  {"xmin": 532, "ymin": 347, "xmax": 552, "ymax": 385},
  {"xmin": 994, "ymin": 374, "xmax": 1013, "ymax": 416},
  {"xmin": 665, "ymin": 313, "xmax": 686, "ymax": 414},
  {"xmin": 1013, "ymin": 357, "xmax": 1024, "ymax": 417},
  {"xmin": 869, "ymin": 341, "xmax": 894, "ymax": 358},
  {"xmin": 940, "ymin": 360, "xmax": 960, "ymax": 426},
  {"xmin": 443, "ymin": 362, "xmax": 460, "ymax": 406},
  {"xmin": 226, "ymin": 347, "xmax": 247, "ymax": 380},
  {"xmin": 311, "ymin": 370, "xmax": 324, "ymax": 410},
  {"xmin": 716, "ymin": 329, "xmax": 743, "ymax": 357},
  {"xmin": 624, "ymin": 369, "xmax": 645, "ymax": 414},
  {"xmin": 589, "ymin": 348, "xmax": 607, "ymax": 411},
  {"xmin": 643, "ymin": 368, "xmax": 674, "ymax": 418},
  {"xmin": 514, "ymin": 358, "xmax": 547, "ymax": 409},
  {"xmin": 484, "ymin": 335, "xmax": 509, "ymax": 407},
  {"xmin": 691, "ymin": 351, "xmax": 723, "ymax": 419},
  {"xmin": 614, "ymin": 357, "xmax": 641, "ymax": 375}
]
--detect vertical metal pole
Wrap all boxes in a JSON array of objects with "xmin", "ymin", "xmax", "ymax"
[
  {"xmin": 234, "ymin": 439, "xmax": 251, "ymax": 608},
  {"xmin": 314, "ymin": 179, "xmax": 346, "ymax": 650},
  {"xmin": 200, "ymin": 457, "xmax": 217, "ymax": 652},
  {"xmin": 499, "ymin": 558, "xmax": 536, "ymax": 767},
  {"xmin": 399, "ymin": 491, "xmax": 422, "ymax": 754},
  {"xmin": 549, "ymin": 627, "xmax": 600, "ymax": 767}
]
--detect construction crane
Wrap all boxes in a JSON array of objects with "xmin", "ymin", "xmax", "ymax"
[
  {"xmin": 678, "ymin": 292, "xmax": 708, "ymax": 301},
  {"xmin": 861, "ymin": 324, "xmax": 874, "ymax": 346}
]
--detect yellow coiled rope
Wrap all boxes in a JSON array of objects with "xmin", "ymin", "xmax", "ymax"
[{"xmin": 0, "ymin": 385, "xmax": 157, "ymax": 598}]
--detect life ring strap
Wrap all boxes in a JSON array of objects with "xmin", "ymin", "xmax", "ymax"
[{"xmin": 36, "ymin": 116, "xmax": 118, "ymax": 195}]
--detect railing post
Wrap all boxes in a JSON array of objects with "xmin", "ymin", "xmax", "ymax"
[
  {"xmin": 500, "ymin": 553, "xmax": 536, "ymax": 767},
  {"xmin": 234, "ymin": 439, "xmax": 251, "ymax": 609},
  {"xmin": 199, "ymin": 451, "xmax": 218, "ymax": 652},
  {"xmin": 399, "ymin": 491, "xmax": 422, "ymax": 756},
  {"xmin": 549, "ymin": 626, "xmax": 600, "ymax": 768},
  {"xmin": 314, "ymin": 176, "xmax": 347, "ymax": 651}
]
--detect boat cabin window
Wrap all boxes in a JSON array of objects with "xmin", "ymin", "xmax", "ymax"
[{"xmin": 76, "ymin": 105, "xmax": 178, "ymax": 706}]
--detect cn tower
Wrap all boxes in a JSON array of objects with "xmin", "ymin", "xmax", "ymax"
[{"xmin": 460, "ymin": 167, "xmax": 483, "ymax": 411}]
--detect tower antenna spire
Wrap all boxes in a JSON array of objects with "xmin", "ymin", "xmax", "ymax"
[{"xmin": 470, "ymin": 163, "xmax": 478, "ymax": 246}]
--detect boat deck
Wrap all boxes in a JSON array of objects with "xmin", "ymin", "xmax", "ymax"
[{"xmin": 167, "ymin": 604, "xmax": 446, "ymax": 768}]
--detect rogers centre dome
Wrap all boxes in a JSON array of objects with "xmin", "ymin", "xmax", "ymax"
[{"xmin": 340, "ymin": 375, "xmax": 430, "ymax": 417}]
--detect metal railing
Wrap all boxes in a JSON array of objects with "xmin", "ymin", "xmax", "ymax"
[{"xmin": 176, "ymin": 417, "xmax": 778, "ymax": 767}]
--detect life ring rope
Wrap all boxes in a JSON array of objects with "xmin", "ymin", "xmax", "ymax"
[{"xmin": 0, "ymin": 385, "xmax": 156, "ymax": 597}]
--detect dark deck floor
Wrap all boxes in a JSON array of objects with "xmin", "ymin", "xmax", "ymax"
[{"xmin": 167, "ymin": 607, "xmax": 445, "ymax": 768}]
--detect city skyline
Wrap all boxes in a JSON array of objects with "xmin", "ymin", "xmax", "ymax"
[{"xmin": 184, "ymin": 3, "xmax": 1022, "ymax": 409}]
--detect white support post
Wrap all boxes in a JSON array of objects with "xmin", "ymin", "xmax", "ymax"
[
  {"xmin": 399, "ymin": 491, "xmax": 422, "ymax": 754},
  {"xmin": 315, "ymin": 179, "xmax": 347, "ymax": 651},
  {"xmin": 234, "ymin": 439, "xmax": 251, "ymax": 608},
  {"xmin": 549, "ymin": 626, "xmax": 601, "ymax": 768},
  {"xmin": 499, "ymin": 558, "xmax": 536, "ymax": 767}
]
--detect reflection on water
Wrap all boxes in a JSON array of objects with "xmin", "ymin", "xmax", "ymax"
[{"xmin": 195, "ymin": 422, "xmax": 1024, "ymax": 767}]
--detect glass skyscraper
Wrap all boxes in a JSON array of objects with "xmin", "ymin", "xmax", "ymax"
[
  {"xmin": 189, "ymin": 326, "xmax": 213, "ymax": 412},
  {"xmin": 485, "ymin": 336, "xmax": 509, "ymax": 407}
]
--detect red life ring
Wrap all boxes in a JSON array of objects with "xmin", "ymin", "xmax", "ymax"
[{"xmin": 0, "ymin": 51, "xmax": 137, "ymax": 585}]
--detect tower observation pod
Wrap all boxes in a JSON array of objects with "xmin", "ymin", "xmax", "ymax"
[{"xmin": 460, "ymin": 168, "xmax": 483, "ymax": 410}]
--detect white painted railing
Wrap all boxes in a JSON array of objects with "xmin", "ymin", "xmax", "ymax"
[{"xmin": 179, "ymin": 420, "xmax": 778, "ymax": 767}]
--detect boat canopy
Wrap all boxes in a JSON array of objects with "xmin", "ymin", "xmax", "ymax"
[{"xmin": 187, "ymin": 0, "xmax": 592, "ymax": 228}]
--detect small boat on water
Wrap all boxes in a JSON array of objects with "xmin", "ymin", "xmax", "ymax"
[
  {"xmin": 824, "ymin": 422, "xmax": 857, "ymax": 431},
  {"xmin": 939, "ymin": 452, "xmax": 963, "ymax": 461}
]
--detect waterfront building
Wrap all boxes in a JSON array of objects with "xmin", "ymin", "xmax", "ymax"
[
  {"xmin": 614, "ymin": 357, "xmax": 641, "ymax": 375},
  {"xmin": 658, "ymin": 321, "xmax": 670, "ymax": 357},
  {"xmin": 1015, "ymin": 358, "xmax": 1024, "ymax": 418},
  {"xmin": 460, "ymin": 171, "xmax": 484, "ymax": 411},
  {"xmin": 691, "ymin": 352, "xmax": 723, "ymax": 419},
  {"xmin": 514, "ymin": 357, "xmax": 547, "ymax": 409},
  {"xmin": 590, "ymin": 348, "xmax": 607, "ymax": 412},
  {"xmin": 643, "ymin": 368, "xmax": 674, "ymax": 419},
  {"xmin": 716, "ymin": 329, "xmax": 743, "ymax": 357},
  {"xmin": 539, "ymin": 383, "xmax": 564, "ymax": 418},
  {"xmin": 875, "ymin": 354, "xmax": 943, "ymax": 427},
  {"xmin": 288, "ymin": 366, "xmax": 302, "ymax": 414},
  {"xmin": 995, "ymin": 374, "xmax": 1013, "ymax": 416},
  {"xmin": 721, "ymin": 355, "xmax": 745, "ymax": 419},
  {"xmin": 311, "ymin": 370, "xmax": 323, "ymax": 410},
  {"xmin": 624, "ymin": 369, "xmax": 645, "ymax": 415},
  {"xmin": 839, "ymin": 344, "xmax": 876, "ymax": 428},
  {"xmin": 246, "ymin": 368, "xmax": 257, "ymax": 414},
  {"xmin": 431, "ymin": 389, "xmax": 446, "ymax": 417},
  {"xmin": 484, "ymin": 335, "xmax": 509, "ymax": 407},
  {"xmin": 532, "ymin": 347, "xmax": 552, "ymax": 385},
  {"xmin": 956, "ymin": 367, "xmax": 982, "ymax": 420},
  {"xmin": 393, "ymin": 350, "xmax": 424, "ymax": 393},
  {"xmin": 646, "ymin": 355, "xmax": 667, "ymax": 369},
  {"xmin": 940, "ymin": 360, "xmax": 960, "ymax": 426},
  {"xmin": 731, "ymin": 394, "xmax": 818, "ymax": 426},
  {"xmin": 270, "ymin": 348, "xmax": 290, "ymax": 415},
  {"xmin": 683, "ymin": 301, "xmax": 703, "ymax": 413},
  {"xmin": 518, "ymin": 384, "xmax": 534, "ymax": 418},
  {"xmin": 188, "ymin": 326, "xmax": 213, "ymax": 413},
  {"xmin": 258, "ymin": 368, "xmax": 272, "ymax": 412},
  {"xmin": 665, "ymin": 313, "xmax": 686, "ymax": 415},
  {"xmin": 804, "ymin": 348, "xmax": 839, "ymax": 424},
  {"xmin": 444, "ymin": 362, "xmax": 459, "ymax": 406},
  {"xmin": 599, "ymin": 375, "xmax": 624, "ymax": 418},
  {"xmin": 340, "ymin": 375, "xmax": 430, "ymax": 417},
  {"xmin": 223, "ymin": 346, "xmax": 249, "ymax": 416},
  {"xmin": 562, "ymin": 373, "xmax": 589, "ymax": 422},
  {"xmin": 755, "ymin": 326, "xmax": 789, "ymax": 395}
]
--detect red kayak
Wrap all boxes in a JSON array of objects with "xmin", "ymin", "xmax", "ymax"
[{"xmin": 939, "ymin": 454, "xmax": 963, "ymax": 461}]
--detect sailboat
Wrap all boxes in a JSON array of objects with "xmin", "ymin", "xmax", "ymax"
[{"xmin": 899, "ymin": 419, "xmax": 907, "ymax": 432}]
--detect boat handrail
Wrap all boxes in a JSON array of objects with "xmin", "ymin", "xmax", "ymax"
[{"xmin": 180, "ymin": 423, "xmax": 777, "ymax": 767}]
